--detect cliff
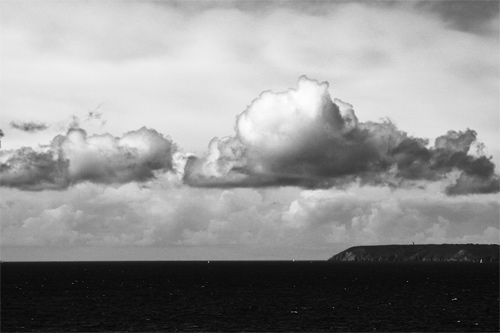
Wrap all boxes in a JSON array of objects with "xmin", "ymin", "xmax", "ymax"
[{"xmin": 328, "ymin": 244, "xmax": 499, "ymax": 262}]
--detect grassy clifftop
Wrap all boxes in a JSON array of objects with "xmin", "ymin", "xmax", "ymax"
[{"xmin": 328, "ymin": 244, "xmax": 499, "ymax": 262}]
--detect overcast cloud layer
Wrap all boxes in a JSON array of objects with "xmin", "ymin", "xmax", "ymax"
[
  {"xmin": 2, "ymin": 182, "xmax": 498, "ymax": 259},
  {"xmin": 1, "ymin": 1, "xmax": 498, "ymax": 159}
]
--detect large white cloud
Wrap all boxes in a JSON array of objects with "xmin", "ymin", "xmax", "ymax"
[{"xmin": 184, "ymin": 77, "xmax": 499, "ymax": 194}]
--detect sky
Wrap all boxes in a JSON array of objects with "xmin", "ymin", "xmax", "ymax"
[{"xmin": 0, "ymin": 0, "xmax": 499, "ymax": 261}]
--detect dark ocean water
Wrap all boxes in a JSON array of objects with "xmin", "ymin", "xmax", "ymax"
[{"xmin": 1, "ymin": 261, "xmax": 498, "ymax": 332}]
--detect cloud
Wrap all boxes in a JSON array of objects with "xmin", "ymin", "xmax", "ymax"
[
  {"xmin": 10, "ymin": 121, "xmax": 49, "ymax": 133},
  {"xmin": 280, "ymin": 186, "xmax": 500, "ymax": 246},
  {"xmin": 0, "ymin": 2, "xmax": 498, "ymax": 261},
  {"xmin": 1, "ymin": 183, "xmax": 498, "ymax": 250},
  {"xmin": 184, "ymin": 77, "xmax": 499, "ymax": 195},
  {"xmin": 1, "ymin": 1, "xmax": 497, "ymax": 160},
  {"xmin": 0, "ymin": 127, "xmax": 176, "ymax": 190}
]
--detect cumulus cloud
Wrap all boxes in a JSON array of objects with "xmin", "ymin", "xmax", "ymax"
[
  {"xmin": 10, "ymin": 121, "xmax": 49, "ymax": 133},
  {"xmin": 0, "ymin": 127, "xmax": 176, "ymax": 190},
  {"xmin": 184, "ymin": 76, "xmax": 499, "ymax": 195},
  {"xmin": 280, "ymin": 186, "xmax": 500, "ymax": 246},
  {"xmin": 1, "ymin": 183, "xmax": 498, "ymax": 253}
]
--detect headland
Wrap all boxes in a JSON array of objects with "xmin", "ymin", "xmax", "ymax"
[{"xmin": 328, "ymin": 244, "xmax": 499, "ymax": 262}]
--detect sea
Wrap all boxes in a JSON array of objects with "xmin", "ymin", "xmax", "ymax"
[{"xmin": 1, "ymin": 261, "xmax": 498, "ymax": 332}]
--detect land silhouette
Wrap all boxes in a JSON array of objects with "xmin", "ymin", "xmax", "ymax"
[{"xmin": 329, "ymin": 244, "xmax": 499, "ymax": 262}]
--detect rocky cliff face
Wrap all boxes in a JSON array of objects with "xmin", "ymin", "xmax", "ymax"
[{"xmin": 328, "ymin": 244, "xmax": 499, "ymax": 262}]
